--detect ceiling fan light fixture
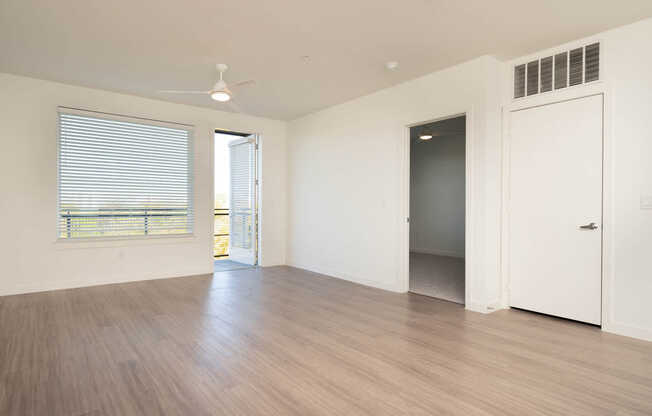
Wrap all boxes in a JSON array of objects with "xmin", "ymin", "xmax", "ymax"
[
  {"xmin": 210, "ymin": 89, "xmax": 231, "ymax": 102},
  {"xmin": 419, "ymin": 134, "xmax": 433, "ymax": 140}
]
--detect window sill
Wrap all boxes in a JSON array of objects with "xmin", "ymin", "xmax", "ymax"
[{"xmin": 54, "ymin": 233, "xmax": 197, "ymax": 250}]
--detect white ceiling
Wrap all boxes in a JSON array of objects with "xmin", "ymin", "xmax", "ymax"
[{"xmin": 2, "ymin": 1, "xmax": 651, "ymax": 120}]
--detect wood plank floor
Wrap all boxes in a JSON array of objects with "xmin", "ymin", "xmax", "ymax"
[{"xmin": 1, "ymin": 266, "xmax": 652, "ymax": 415}]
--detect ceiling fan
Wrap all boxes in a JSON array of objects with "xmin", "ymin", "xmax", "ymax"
[{"xmin": 158, "ymin": 64, "xmax": 254, "ymax": 109}]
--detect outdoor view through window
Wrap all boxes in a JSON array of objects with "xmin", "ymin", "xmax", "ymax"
[
  {"xmin": 214, "ymin": 133, "xmax": 234, "ymax": 258},
  {"xmin": 58, "ymin": 110, "xmax": 193, "ymax": 239}
]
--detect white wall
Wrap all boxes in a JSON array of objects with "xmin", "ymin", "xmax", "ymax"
[
  {"xmin": 286, "ymin": 16, "xmax": 652, "ymax": 340},
  {"xmin": 606, "ymin": 19, "xmax": 652, "ymax": 342},
  {"xmin": 502, "ymin": 18, "xmax": 652, "ymax": 341},
  {"xmin": 409, "ymin": 133, "xmax": 465, "ymax": 258},
  {"xmin": 0, "ymin": 73, "xmax": 287, "ymax": 296},
  {"xmin": 6, "ymin": 18, "xmax": 650, "ymax": 342},
  {"xmin": 287, "ymin": 56, "xmax": 503, "ymax": 311}
]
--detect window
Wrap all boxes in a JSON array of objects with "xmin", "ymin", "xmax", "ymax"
[{"xmin": 58, "ymin": 108, "xmax": 193, "ymax": 239}]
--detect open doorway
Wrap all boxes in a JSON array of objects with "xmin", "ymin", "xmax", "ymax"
[
  {"xmin": 409, "ymin": 115, "xmax": 466, "ymax": 304},
  {"xmin": 214, "ymin": 129, "xmax": 258, "ymax": 273}
]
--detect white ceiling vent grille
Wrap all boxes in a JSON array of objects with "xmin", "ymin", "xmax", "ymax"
[
  {"xmin": 540, "ymin": 56, "xmax": 553, "ymax": 93},
  {"xmin": 585, "ymin": 43, "xmax": 600, "ymax": 82},
  {"xmin": 513, "ymin": 42, "xmax": 600, "ymax": 99},
  {"xmin": 526, "ymin": 61, "xmax": 539, "ymax": 96},
  {"xmin": 569, "ymin": 47, "xmax": 583, "ymax": 86},
  {"xmin": 554, "ymin": 52, "xmax": 568, "ymax": 89},
  {"xmin": 514, "ymin": 64, "xmax": 525, "ymax": 98}
]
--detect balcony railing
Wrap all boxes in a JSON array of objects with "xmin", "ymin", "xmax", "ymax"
[
  {"xmin": 214, "ymin": 208, "xmax": 229, "ymax": 258},
  {"xmin": 59, "ymin": 207, "xmax": 229, "ymax": 257},
  {"xmin": 59, "ymin": 208, "xmax": 190, "ymax": 238}
]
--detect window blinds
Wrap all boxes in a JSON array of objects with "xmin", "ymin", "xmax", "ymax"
[
  {"xmin": 229, "ymin": 138, "xmax": 255, "ymax": 250},
  {"xmin": 58, "ymin": 109, "xmax": 193, "ymax": 238}
]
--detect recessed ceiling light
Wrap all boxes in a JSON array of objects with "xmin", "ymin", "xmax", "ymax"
[
  {"xmin": 419, "ymin": 135, "xmax": 432, "ymax": 140},
  {"xmin": 385, "ymin": 61, "xmax": 399, "ymax": 71}
]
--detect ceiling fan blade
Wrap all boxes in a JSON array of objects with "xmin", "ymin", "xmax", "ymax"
[
  {"xmin": 157, "ymin": 90, "xmax": 209, "ymax": 94},
  {"xmin": 231, "ymin": 80, "xmax": 256, "ymax": 88}
]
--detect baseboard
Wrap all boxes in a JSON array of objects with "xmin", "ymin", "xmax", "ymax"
[
  {"xmin": 410, "ymin": 248, "xmax": 465, "ymax": 258},
  {"xmin": 287, "ymin": 261, "xmax": 404, "ymax": 293},
  {"xmin": 602, "ymin": 321, "xmax": 652, "ymax": 342},
  {"xmin": 465, "ymin": 300, "xmax": 502, "ymax": 314},
  {"xmin": 0, "ymin": 268, "xmax": 213, "ymax": 297}
]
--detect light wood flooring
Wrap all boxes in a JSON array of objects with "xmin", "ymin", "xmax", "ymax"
[
  {"xmin": 1, "ymin": 266, "xmax": 652, "ymax": 415},
  {"xmin": 213, "ymin": 259, "xmax": 253, "ymax": 272}
]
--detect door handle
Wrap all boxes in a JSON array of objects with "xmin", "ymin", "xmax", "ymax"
[{"xmin": 579, "ymin": 222, "xmax": 599, "ymax": 230}]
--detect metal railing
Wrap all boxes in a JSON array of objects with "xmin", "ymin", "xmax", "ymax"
[
  {"xmin": 214, "ymin": 208, "xmax": 229, "ymax": 258},
  {"xmin": 60, "ymin": 208, "xmax": 229, "ymax": 257},
  {"xmin": 60, "ymin": 208, "xmax": 189, "ymax": 238}
]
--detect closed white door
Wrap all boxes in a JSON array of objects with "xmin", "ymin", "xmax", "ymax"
[
  {"xmin": 508, "ymin": 95, "xmax": 602, "ymax": 325},
  {"xmin": 228, "ymin": 136, "xmax": 257, "ymax": 265}
]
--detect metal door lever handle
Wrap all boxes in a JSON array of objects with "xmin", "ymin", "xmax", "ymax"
[{"xmin": 579, "ymin": 222, "xmax": 599, "ymax": 230}]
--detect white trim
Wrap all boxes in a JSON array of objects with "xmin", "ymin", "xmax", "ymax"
[
  {"xmin": 211, "ymin": 130, "xmax": 261, "ymax": 266},
  {"xmin": 289, "ymin": 263, "xmax": 403, "ymax": 293},
  {"xmin": 0, "ymin": 269, "xmax": 212, "ymax": 298},
  {"xmin": 603, "ymin": 321, "xmax": 652, "ymax": 343},
  {"xmin": 601, "ymin": 83, "xmax": 615, "ymax": 334},
  {"xmin": 399, "ymin": 110, "xmax": 475, "ymax": 309},
  {"xmin": 54, "ymin": 233, "xmax": 196, "ymax": 249},
  {"xmin": 255, "ymin": 134, "xmax": 262, "ymax": 266},
  {"xmin": 501, "ymin": 82, "xmax": 614, "ymax": 332},
  {"xmin": 466, "ymin": 300, "xmax": 502, "ymax": 315}
]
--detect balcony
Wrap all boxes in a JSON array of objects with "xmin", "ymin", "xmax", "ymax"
[
  {"xmin": 59, "ymin": 207, "xmax": 230, "ymax": 258},
  {"xmin": 59, "ymin": 208, "xmax": 191, "ymax": 238},
  {"xmin": 214, "ymin": 208, "xmax": 229, "ymax": 258}
]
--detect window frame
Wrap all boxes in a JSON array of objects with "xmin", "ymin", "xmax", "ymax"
[{"xmin": 56, "ymin": 107, "xmax": 195, "ymax": 242}]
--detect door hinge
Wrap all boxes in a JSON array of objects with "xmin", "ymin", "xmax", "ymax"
[{"xmin": 406, "ymin": 217, "xmax": 410, "ymax": 223}]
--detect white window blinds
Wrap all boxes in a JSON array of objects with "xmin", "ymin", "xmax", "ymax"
[
  {"xmin": 58, "ymin": 108, "xmax": 193, "ymax": 239},
  {"xmin": 229, "ymin": 138, "xmax": 255, "ymax": 250}
]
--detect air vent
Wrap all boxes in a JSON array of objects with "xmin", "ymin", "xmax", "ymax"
[
  {"xmin": 569, "ymin": 48, "xmax": 583, "ymax": 86},
  {"xmin": 514, "ymin": 64, "xmax": 525, "ymax": 98},
  {"xmin": 526, "ymin": 61, "xmax": 538, "ymax": 96},
  {"xmin": 513, "ymin": 42, "xmax": 600, "ymax": 99},
  {"xmin": 554, "ymin": 52, "xmax": 568, "ymax": 89},
  {"xmin": 585, "ymin": 43, "xmax": 600, "ymax": 82},
  {"xmin": 540, "ymin": 56, "xmax": 553, "ymax": 93}
]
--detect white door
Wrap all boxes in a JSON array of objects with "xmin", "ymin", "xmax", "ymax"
[
  {"xmin": 508, "ymin": 95, "xmax": 602, "ymax": 325},
  {"xmin": 228, "ymin": 136, "xmax": 257, "ymax": 265}
]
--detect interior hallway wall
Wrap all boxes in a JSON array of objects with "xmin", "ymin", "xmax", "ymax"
[
  {"xmin": 409, "ymin": 132, "xmax": 465, "ymax": 258},
  {"xmin": 287, "ymin": 56, "xmax": 503, "ymax": 312}
]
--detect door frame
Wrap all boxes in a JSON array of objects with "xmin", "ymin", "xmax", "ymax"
[
  {"xmin": 399, "ymin": 110, "xmax": 475, "ymax": 307},
  {"xmin": 227, "ymin": 135, "xmax": 259, "ymax": 265},
  {"xmin": 211, "ymin": 129, "xmax": 260, "ymax": 266},
  {"xmin": 501, "ymin": 82, "xmax": 614, "ymax": 331}
]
